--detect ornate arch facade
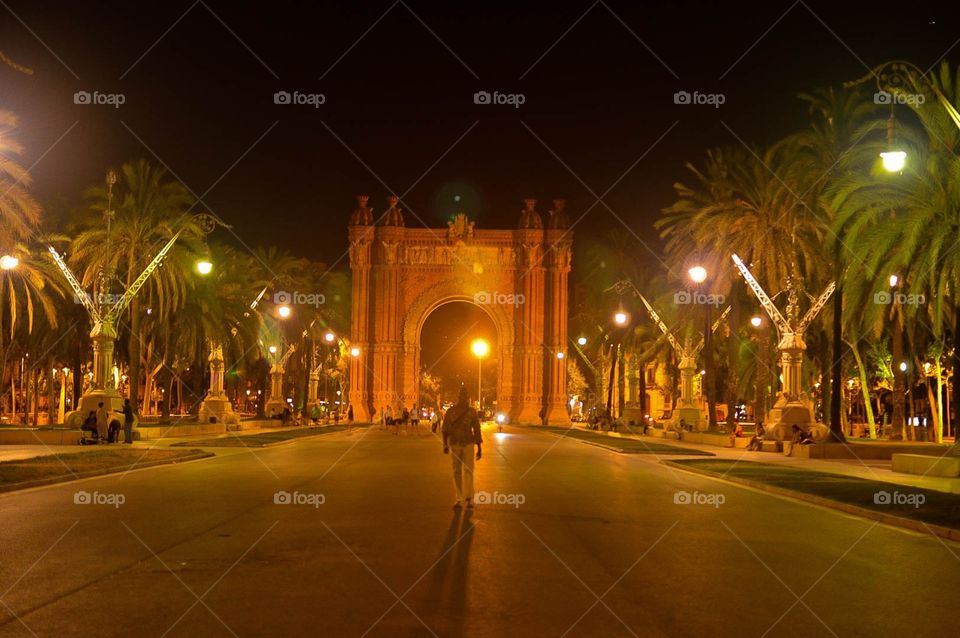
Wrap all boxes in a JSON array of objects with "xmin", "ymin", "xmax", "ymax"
[{"xmin": 347, "ymin": 196, "xmax": 572, "ymax": 424}]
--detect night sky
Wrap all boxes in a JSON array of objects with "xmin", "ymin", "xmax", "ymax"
[{"xmin": 1, "ymin": 0, "xmax": 955, "ymax": 269}]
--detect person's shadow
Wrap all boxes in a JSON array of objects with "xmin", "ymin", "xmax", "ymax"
[{"xmin": 420, "ymin": 509, "xmax": 475, "ymax": 637}]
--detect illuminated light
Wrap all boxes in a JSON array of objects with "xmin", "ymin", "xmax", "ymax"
[
  {"xmin": 471, "ymin": 338, "xmax": 490, "ymax": 358},
  {"xmin": 688, "ymin": 265, "xmax": 707, "ymax": 283},
  {"xmin": 496, "ymin": 413, "xmax": 505, "ymax": 423},
  {"xmin": 881, "ymin": 150, "xmax": 906, "ymax": 173},
  {"xmin": 0, "ymin": 255, "xmax": 19, "ymax": 270},
  {"xmin": 278, "ymin": 305, "xmax": 292, "ymax": 318},
  {"xmin": 324, "ymin": 331, "xmax": 336, "ymax": 343},
  {"xmin": 614, "ymin": 311, "xmax": 628, "ymax": 325},
  {"xmin": 889, "ymin": 274, "xmax": 899, "ymax": 288},
  {"xmin": 750, "ymin": 316, "xmax": 762, "ymax": 328},
  {"xmin": 556, "ymin": 351, "xmax": 565, "ymax": 359},
  {"xmin": 577, "ymin": 336, "xmax": 587, "ymax": 346},
  {"xmin": 350, "ymin": 346, "xmax": 361, "ymax": 357},
  {"xmin": 268, "ymin": 345, "xmax": 278, "ymax": 355},
  {"xmin": 196, "ymin": 259, "xmax": 213, "ymax": 275},
  {"xmin": 899, "ymin": 361, "xmax": 908, "ymax": 372},
  {"xmin": 246, "ymin": 389, "xmax": 251, "ymax": 395},
  {"xmin": 700, "ymin": 370, "xmax": 706, "ymax": 375}
]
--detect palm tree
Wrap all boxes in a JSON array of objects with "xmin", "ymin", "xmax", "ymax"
[{"xmin": 0, "ymin": 112, "xmax": 40, "ymax": 249}]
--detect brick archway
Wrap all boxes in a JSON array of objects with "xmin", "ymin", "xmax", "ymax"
[{"xmin": 347, "ymin": 196, "xmax": 572, "ymax": 424}]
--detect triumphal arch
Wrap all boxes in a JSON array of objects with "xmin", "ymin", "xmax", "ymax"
[{"xmin": 347, "ymin": 195, "xmax": 572, "ymax": 424}]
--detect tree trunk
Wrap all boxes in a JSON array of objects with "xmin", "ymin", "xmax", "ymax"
[
  {"xmin": 726, "ymin": 288, "xmax": 740, "ymax": 431},
  {"xmin": 848, "ymin": 339, "xmax": 876, "ymax": 438},
  {"xmin": 127, "ymin": 297, "xmax": 142, "ymax": 415},
  {"xmin": 829, "ymin": 281, "xmax": 845, "ymax": 440},
  {"xmin": 953, "ymin": 308, "xmax": 960, "ymax": 449},
  {"xmin": 892, "ymin": 307, "xmax": 905, "ymax": 439}
]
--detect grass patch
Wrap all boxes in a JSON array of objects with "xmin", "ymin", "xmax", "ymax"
[
  {"xmin": 0, "ymin": 448, "xmax": 211, "ymax": 492},
  {"xmin": 171, "ymin": 424, "xmax": 364, "ymax": 448},
  {"xmin": 537, "ymin": 426, "xmax": 714, "ymax": 456},
  {"xmin": 671, "ymin": 459, "xmax": 960, "ymax": 530}
]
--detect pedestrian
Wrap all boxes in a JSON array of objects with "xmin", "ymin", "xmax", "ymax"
[
  {"xmin": 442, "ymin": 385, "xmax": 483, "ymax": 509},
  {"xmin": 333, "ymin": 408, "xmax": 340, "ymax": 426},
  {"xmin": 348, "ymin": 404, "xmax": 354, "ymax": 423},
  {"xmin": 122, "ymin": 398, "xmax": 135, "ymax": 444},
  {"xmin": 310, "ymin": 404, "xmax": 320, "ymax": 424},
  {"xmin": 95, "ymin": 401, "xmax": 109, "ymax": 441},
  {"xmin": 384, "ymin": 404, "xmax": 394, "ymax": 428},
  {"xmin": 430, "ymin": 409, "xmax": 440, "ymax": 433},
  {"xmin": 747, "ymin": 421, "xmax": 765, "ymax": 451}
]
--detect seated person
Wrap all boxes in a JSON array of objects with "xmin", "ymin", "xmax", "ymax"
[
  {"xmin": 81, "ymin": 411, "xmax": 98, "ymax": 439},
  {"xmin": 787, "ymin": 424, "xmax": 814, "ymax": 455},
  {"xmin": 747, "ymin": 422, "xmax": 765, "ymax": 451}
]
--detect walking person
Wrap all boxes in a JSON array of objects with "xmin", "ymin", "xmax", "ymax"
[
  {"xmin": 95, "ymin": 401, "xmax": 109, "ymax": 441},
  {"xmin": 442, "ymin": 385, "xmax": 483, "ymax": 509},
  {"xmin": 122, "ymin": 398, "xmax": 135, "ymax": 444}
]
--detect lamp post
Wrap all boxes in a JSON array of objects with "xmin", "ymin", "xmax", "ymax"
[
  {"xmin": 471, "ymin": 338, "xmax": 490, "ymax": 411},
  {"xmin": 689, "ymin": 265, "xmax": 717, "ymax": 429}
]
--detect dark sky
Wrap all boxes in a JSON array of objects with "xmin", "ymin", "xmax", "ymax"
[{"xmin": 1, "ymin": 0, "xmax": 955, "ymax": 269}]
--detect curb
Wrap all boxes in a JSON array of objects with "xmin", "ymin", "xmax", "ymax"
[
  {"xmin": 663, "ymin": 460, "xmax": 960, "ymax": 543},
  {"xmin": 541, "ymin": 430, "xmax": 714, "ymax": 457},
  {"xmin": 173, "ymin": 426, "xmax": 366, "ymax": 449},
  {"xmin": 0, "ymin": 450, "xmax": 215, "ymax": 496}
]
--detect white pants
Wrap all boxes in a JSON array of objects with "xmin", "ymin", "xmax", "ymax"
[{"xmin": 449, "ymin": 443, "xmax": 475, "ymax": 503}]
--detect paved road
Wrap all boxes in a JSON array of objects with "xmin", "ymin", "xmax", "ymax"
[{"xmin": 0, "ymin": 424, "xmax": 957, "ymax": 637}]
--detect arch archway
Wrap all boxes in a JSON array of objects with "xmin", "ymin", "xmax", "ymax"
[
  {"xmin": 416, "ymin": 299, "xmax": 499, "ymax": 411},
  {"xmin": 346, "ymin": 197, "xmax": 573, "ymax": 424}
]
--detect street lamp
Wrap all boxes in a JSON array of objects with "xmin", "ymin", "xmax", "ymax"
[
  {"xmin": 350, "ymin": 346, "xmax": 361, "ymax": 358},
  {"xmin": 889, "ymin": 274, "xmax": 899, "ymax": 288},
  {"xmin": 324, "ymin": 331, "xmax": 336, "ymax": 344},
  {"xmin": 881, "ymin": 150, "xmax": 907, "ymax": 173},
  {"xmin": 688, "ymin": 265, "xmax": 707, "ymax": 284},
  {"xmin": 277, "ymin": 305, "xmax": 292, "ymax": 319},
  {"xmin": 750, "ymin": 315, "xmax": 762, "ymax": 328},
  {"xmin": 0, "ymin": 255, "xmax": 19, "ymax": 270},
  {"xmin": 471, "ymin": 338, "xmax": 490, "ymax": 410},
  {"xmin": 556, "ymin": 351, "xmax": 565, "ymax": 359},
  {"xmin": 195, "ymin": 259, "xmax": 213, "ymax": 275},
  {"xmin": 577, "ymin": 336, "xmax": 587, "ymax": 346},
  {"xmin": 614, "ymin": 311, "xmax": 628, "ymax": 326}
]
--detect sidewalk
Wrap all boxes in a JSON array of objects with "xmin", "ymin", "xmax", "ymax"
[{"xmin": 576, "ymin": 425, "xmax": 960, "ymax": 495}]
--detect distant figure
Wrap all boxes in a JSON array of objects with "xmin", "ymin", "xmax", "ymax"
[
  {"xmin": 122, "ymin": 399, "xmax": 135, "ymax": 444},
  {"xmin": 676, "ymin": 418, "xmax": 687, "ymax": 440},
  {"xmin": 81, "ymin": 410, "xmax": 98, "ymax": 441},
  {"xmin": 410, "ymin": 405, "xmax": 420, "ymax": 435},
  {"xmin": 95, "ymin": 402, "xmax": 109, "ymax": 441},
  {"xmin": 333, "ymin": 408, "xmax": 340, "ymax": 426},
  {"xmin": 310, "ymin": 404, "xmax": 320, "ymax": 424},
  {"xmin": 430, "ymin": 409, "xmax": 440, "ymax": 434},
  {"xmin": 539, "ymin": 407, "xmax": 547, "ymax": 427},
  {"xmin": 442, "ymin": 385, "xmax": 483, "ymax": 509},
  {"xmin": 384, "ymin": 404, "xmax": 394, "ymax": 427},
  {"xmin": 747, "ymin": 422, "xmax": 765, "ymax": 451},
  {"xmin": 788, "ymin": 424, "xmax": 814, "ymax": 455},
  {"xmin": 347, "ymin": 405, "xmax": 354, "ymax": 424}
]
